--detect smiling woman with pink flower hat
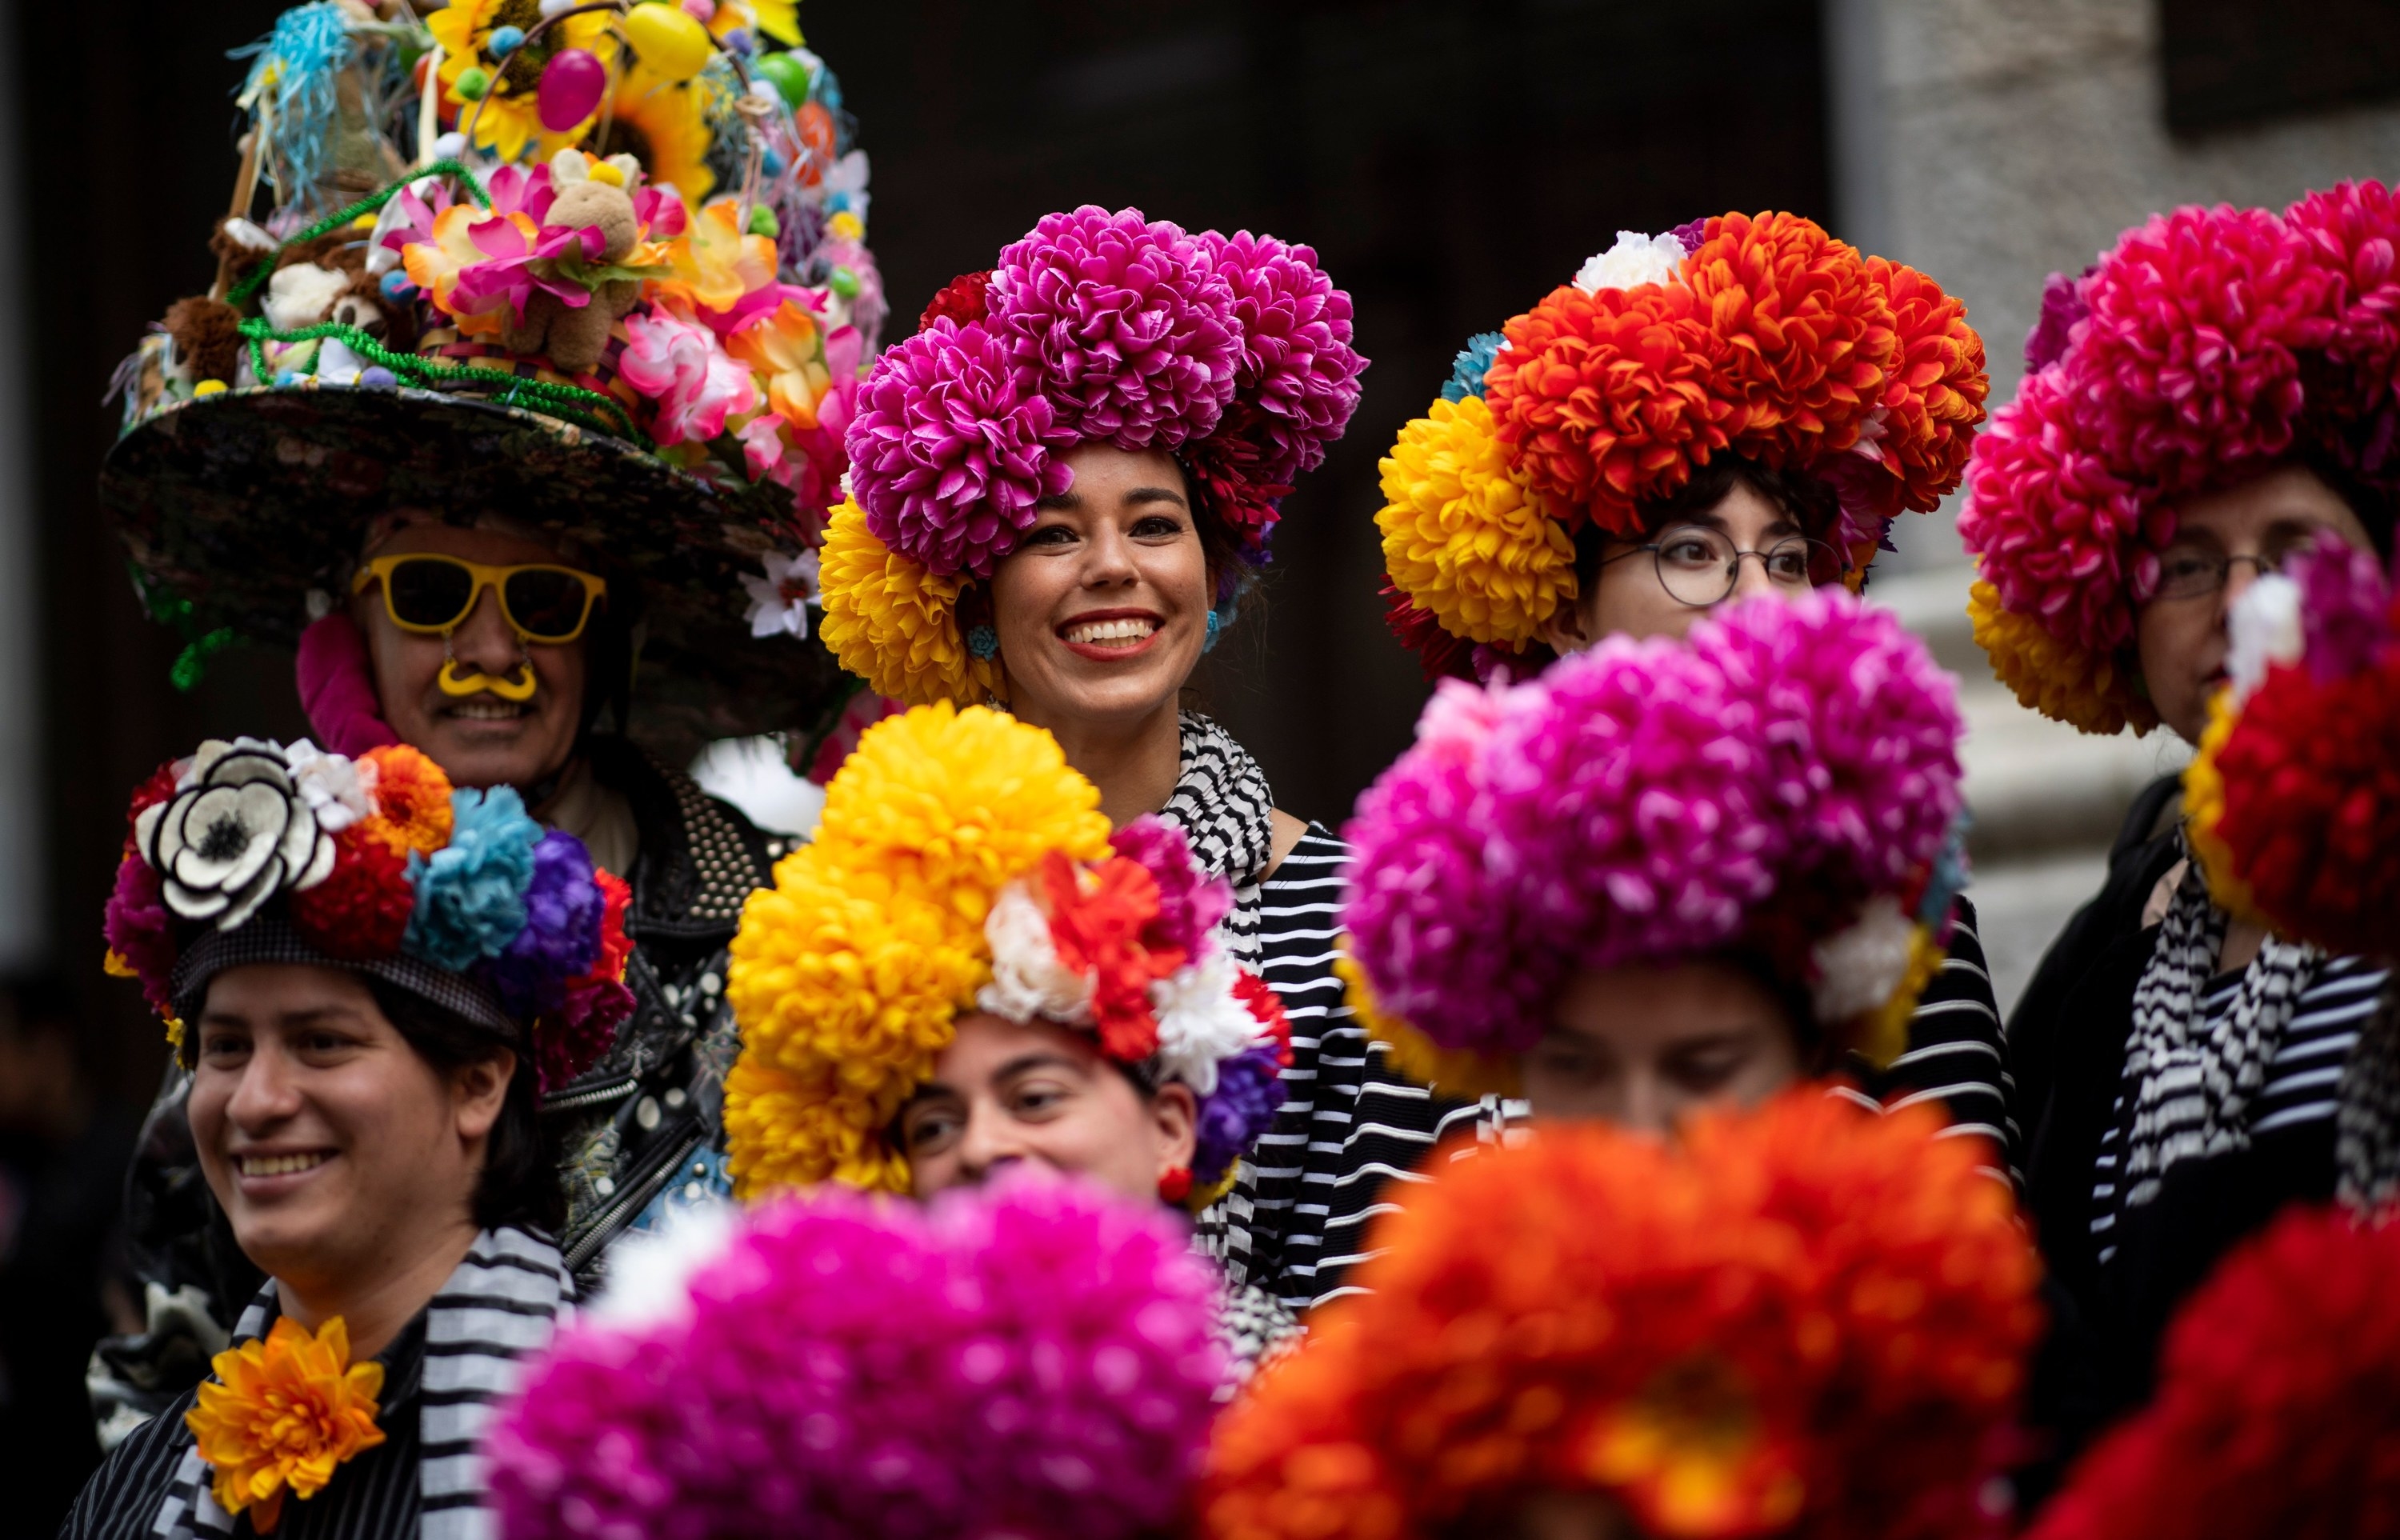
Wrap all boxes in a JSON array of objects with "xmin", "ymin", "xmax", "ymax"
[
  {"xmin": 1962, "ymin": 183, "xmax": 2400, "ymax": 1434},
  {"xmin": 818, "ymin": 207, "xmax": 1458, "ymax": 1316}
]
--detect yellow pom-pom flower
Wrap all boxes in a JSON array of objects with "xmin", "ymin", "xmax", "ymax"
[
  {"xmin": 1377, "ymin": 395, "xmax": 1578, "ymax": 648},
  {"xmin": 1858, "ymin": 922, "xmax": 1946, "ymax": 1071},
  {"xmin": 1968, "ymin": 579, "xmax": 2158, "ymax": 737},
  {"xmin": 817, "ymin": 496, "xmax": 997, "ymax": 706},
  {"xmin": 1337, "ymin": 950, "xmax": 1522, "ymax": 1100},
  {"xmin": 2180, "ymin": 686, "xmax": 2263, "ymax": 923},
  {"xmin": 724, "ymin": 704, "xmax": 1114, "ymax": 1198}
]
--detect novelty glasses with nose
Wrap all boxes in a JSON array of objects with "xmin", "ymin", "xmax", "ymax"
[{"xmin": 351, "ymin": 554, "xmax": 608, "ymax": 645}]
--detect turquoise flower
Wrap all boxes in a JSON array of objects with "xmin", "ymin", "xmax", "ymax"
[
  {"xmin": 404, "ymin": 786, "xmax": 541, "ymax": 970},
  {"xmin": 1440, "ymin": 332, "xmax": 1506, "ymax": 402}
]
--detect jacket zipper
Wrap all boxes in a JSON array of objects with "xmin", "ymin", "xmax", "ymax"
[
  {"xmin": 539, "ymin": 1074, "xmax": 638, "ymax": 1114},
  {"xmin": 562, "ymin": 1123, "xmax": 706, "ymax": 1277}
]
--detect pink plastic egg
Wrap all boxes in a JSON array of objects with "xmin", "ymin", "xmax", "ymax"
[{"xmin": 537, "ymin": 48, "xmax": 608, "ymax": 132}]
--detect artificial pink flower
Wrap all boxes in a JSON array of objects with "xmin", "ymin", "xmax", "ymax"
[{"xmin": 619, "ymin": 309, "xmax": 760, "ymax": 446}]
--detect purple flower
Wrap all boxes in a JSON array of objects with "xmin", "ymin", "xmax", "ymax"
[
  {"xmin": 988, "ymin": 206, "xmax": 1241, "ymax": 452},
  {"xmin": 2024, "ymin": 266, "xmax": 2092, "ymax": 374},
  {"xmin": 1191, "ymin": 1042, "xmax": 1283, "ymax": 1190},
  {"xmin": 1198, "ymin": 230, "xmax": 1366, "ymax": 485},
  {"xmin": 1342, "ymin": 675, "xmax": 1558, "ymax": 1056},
  {"xmin": 1110, "ymin": 817, "xmax": 1228, "ymax": 957},
  {"xmin": 1670, "ymin": 216, "xmax": 1710, "ymax": 254},
  {"xmin": 2291, "ymin": 526, "xmax": 2397, "ymax": 683},
  {"xmin": 1341, "ymin": 593, "xmax": 1965, "ymax": 1057},
  {"xmin": 844, "ymin": 316, "xmax": 1074, "ymax": 578},
  {"xmin": 486, "ymin": 1176, "xmax": 1225, "ymax": 1538},
  {"xmin": 1702, "ymin": 590, "xmax": 1963, "ymax": 895},
  {"xmin": 485, "ymin": 830, "xmax": 604, "ymax": 1019}
]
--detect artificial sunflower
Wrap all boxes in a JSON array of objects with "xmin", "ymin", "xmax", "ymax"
[
  {"xmin": 429, "ymin": 0, "xmax": 620, "ymax": 164},
  {"xmin": 186, "ymin": 1315, "xmax": 386, "ymax": 1531},
  {"xmin": 595, "ymin": 66, "xmax": 718, "ymax": 205}
]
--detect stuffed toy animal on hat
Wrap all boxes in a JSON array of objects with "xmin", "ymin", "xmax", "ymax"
[{"xmin": 497, "ymin": 158, "xmax": 646, "ymax": 374}]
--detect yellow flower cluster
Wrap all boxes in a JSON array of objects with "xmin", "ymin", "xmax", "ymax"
[
  {"xmin": 1377, "ymin": 395, "xmax": 1578, "ymax": 648},
  {"xmin": 817, "ymin": 497, "xmax": 999, "ymax": 706},
  {"xmin": 2180, "ymin": 689, "xmax": 2263, "ymax": 922},
  {"xmin": 1967, "ymin": 580, "xmax": 2159, "ymax": 737},
  {"xmin": 724, "ymin": 703, "xmax": 1112, "ymax": 1198},
  {"xmin": 1336, "ymin": 950, "xmax": 1522, "ymax": 1100}
]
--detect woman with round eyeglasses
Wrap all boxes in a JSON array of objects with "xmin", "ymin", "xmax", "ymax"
[
  {"xmin": 1374, "ymin": 215, "xmax": 2012, "ymax": 1172},
  {"xmin": 1961, "ymin": 186, "xmax": 2398, "ymax": 1438}
]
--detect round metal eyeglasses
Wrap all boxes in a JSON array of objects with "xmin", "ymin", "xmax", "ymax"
[{"xmin": 1602, "ymin": 524, "xmax": 1847, "ymax": 608}]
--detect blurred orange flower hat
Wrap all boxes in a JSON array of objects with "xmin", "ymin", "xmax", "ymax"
[{"xmin": 1202, "ymin": 1092, "xmax": 2043, "ymax": 1540}]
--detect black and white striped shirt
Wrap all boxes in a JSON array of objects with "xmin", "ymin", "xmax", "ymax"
[
  {"xmin": 2090, "ymin": 954, "xmax": 2390, "ymax": 1264},
  {"xmin": 1219, "ymin": 826, "xmax": 1496, "ymax": 1312},
  {"xmin": 1857, "ymin": 897, "xmax": 2022, "ymax": 1186}
]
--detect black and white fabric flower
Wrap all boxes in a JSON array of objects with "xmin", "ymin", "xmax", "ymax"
[{"xmin": 134, "ymin": 739, "xmax": 337, "ymax": 930}]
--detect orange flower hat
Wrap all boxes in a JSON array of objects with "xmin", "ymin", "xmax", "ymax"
[
  {"xmin": 186, "ymin": 1315, "xmax": 387, "ymax": 1531},
  {"xmin": 1202, "ymin": 1092, "xmax": 2042, "ymax": 1540},
  {"xmin": 1376, "ymin": 214, "xmax": 1987, "ymax": 678}
]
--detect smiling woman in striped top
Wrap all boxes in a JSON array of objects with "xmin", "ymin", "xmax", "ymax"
[{"xmin": 816, "ymin": 206, "xmax": 1474, "ymax": 1314}]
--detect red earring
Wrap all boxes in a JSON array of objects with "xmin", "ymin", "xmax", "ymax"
[{"xmin": 1157, "ymin": 1165, "xmax": 1193, "ymax": 1204}]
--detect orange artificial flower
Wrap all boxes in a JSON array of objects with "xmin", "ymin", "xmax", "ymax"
[
  {"xmin": 727, "ymin": 299, "xmax": 834, "ymax": 426},
  {"xmin": 403, "ymin": 205, "xmax": 539, "ymax": 338},
  {"xmin": 359, "ymin": 743, "xmax": 456, "ymax": 858},
  {"xmin": 1867, "ymin": 257, "xmax": 1990, "ymax": 513},
  {"xmin": 186, "ymin": 1315, "xmax": 386, "ymax": 1532},
  {"xmin": 651, "ymin": 200, "xmax": 782, "ymax": 320},
  {"xmin": 1684, "ymin": 210, "xmax": 1897, "ymax": 466}
]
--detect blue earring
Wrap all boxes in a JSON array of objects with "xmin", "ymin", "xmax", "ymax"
[
  {"xmin": 966, "ymin": 624, "xmax": 999, "ymax": 660},
  {"xmin": 1202, "ymin": 607, "xmax": 1225, "ymax": 654}
]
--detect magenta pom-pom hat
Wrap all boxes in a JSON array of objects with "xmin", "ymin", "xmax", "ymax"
[
  {"xmin": 486, "ymin": 1175, "xmax": 1226, "ymax": 1538},
  {"xmin": 839, "ymin": 205, "xmax": 1366, "ymax": 579},
  {"xmin": 1960, "ymin": 180, "xmax": 2400, "ymax": 735},
  {"xmin": 1339, "ymin": 589, "xmax": 1967, "ymax": 1089}
]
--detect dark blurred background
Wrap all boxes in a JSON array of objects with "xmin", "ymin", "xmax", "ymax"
[{"xmin": 4, "ymin": 1, "xmax": 1830, "ymax": 1529}]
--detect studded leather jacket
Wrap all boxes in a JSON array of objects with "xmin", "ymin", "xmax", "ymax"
[{"xmin": 86, "ymin": 738, "xmax": 783, "ymax": 1442}]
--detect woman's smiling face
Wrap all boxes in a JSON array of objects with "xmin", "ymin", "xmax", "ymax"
[{"xmin": 983, "ymin": 443, "xmax": 1213, "ymax": 735}]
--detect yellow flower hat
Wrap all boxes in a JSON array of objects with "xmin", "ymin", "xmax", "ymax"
[
  {"xmin": 430, "ymin": 1, "xmax": 620, "ymax": 164},
  {"xmin": 724, "ymin": 702, "xmax": 1111, "ymax": 1196}
]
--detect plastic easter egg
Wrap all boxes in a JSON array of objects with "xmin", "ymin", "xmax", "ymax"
[
  {"xmin": 680, "ymin": 0, "xmax": 717, "ymax": 20},
  {"xmin": 623, "ymin": 2, "xmax": 713, "ymax": 82},
  {"xmin": 537, "ymin": 48, "xmax": 608, "ymax": 130},
  {"xmin": 753, "ymin": 50, "xmax": 810, "ymax": 108},
  {"xmin": 194, "ymin": 379, "xmax": 227, "ymax": 398},
  {"xmin": 538, "ymin": 0, "xmax": 577, "ymax": 14},
  {"xmin": 358, "ymin": 366, "xmax": 399, "ymax": 390},
  {"xmin": 379, "ymin": 270, "xmax": 419, "ymax": 303},
  {"xmin": 829, "ymin": 265, "xmax": 859, "ymax": 299},
  {"xmin": 722, "ymin": 26, "xmax": 754, "ymax": 57},
  {"xmin": 488, "ymin": 24, "xmax": 525, "ymax": 55},
  {"xmin": 747, "ymin": 204, "xmax": 779, "ymax": 238},
  {"xmin": 454, "ymin": 66, "xmax": 491, "ymax": 102}
]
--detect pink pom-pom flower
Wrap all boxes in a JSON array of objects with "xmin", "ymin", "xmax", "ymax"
[
  {"xmin": 988, "ymin": 206, "xmax": 1241, "ymax": 453},
  {"xmin": 1342, "ymin": 591, "xmax": 1964, "ymax": 1060},
  {"xmin": 486, "ymin": 1176, "xmax": 1225, "ymax": 1540},
  {"xmin": 1199, "ymin": 230, "xmax": 1366, "ymax": 486},
  {"xmin": 844, "ymin": 317, "xmax": 1074, "ymax": 578}
]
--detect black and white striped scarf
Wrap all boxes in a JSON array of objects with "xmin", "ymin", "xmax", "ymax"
[
  {"xmin": 2337, "ymin": 987, "xmax": 2400, "ymax": 1211},
  {"xmin": 1158, "ymin": 712, "xmax": 1275, "ymax": 960},
  {"xmin": 2112, "ymin": 860, "xmax": 2322, "ymax": 1223},
  {"xmin": 152, "ymin": 1226, "xmax": 572, "ymax": 1540}
]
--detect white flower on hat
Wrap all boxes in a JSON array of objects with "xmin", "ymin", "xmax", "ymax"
[
  {"xmin": 2226, "ymin": 571, "xmax": 2302, "ymax": 703},
  {"xmin": 742, "ymin": 550, "xmax": 822, "ymax": 640},
  {"xmin": 1573, "ymin": 230, "xmax": 1688, "ymax": 297},
  {"xmin": 280, "ymin": 740, "xmax": 372, "ymax": 834},
  {"xmin": 1808, "ymin": 894, "xmax": 1918, "ymax": 1026},
  {"xmin": 1147, "ymin": 947, "xmax": 1261, "ymax": 1097},
  {"xmin": 136, "ymin": 739, "xmax": 337, "ymax": 930},
  {"xmin": 978, "ymin": 881, "xmax": 1094, "ymax": 1026}
]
